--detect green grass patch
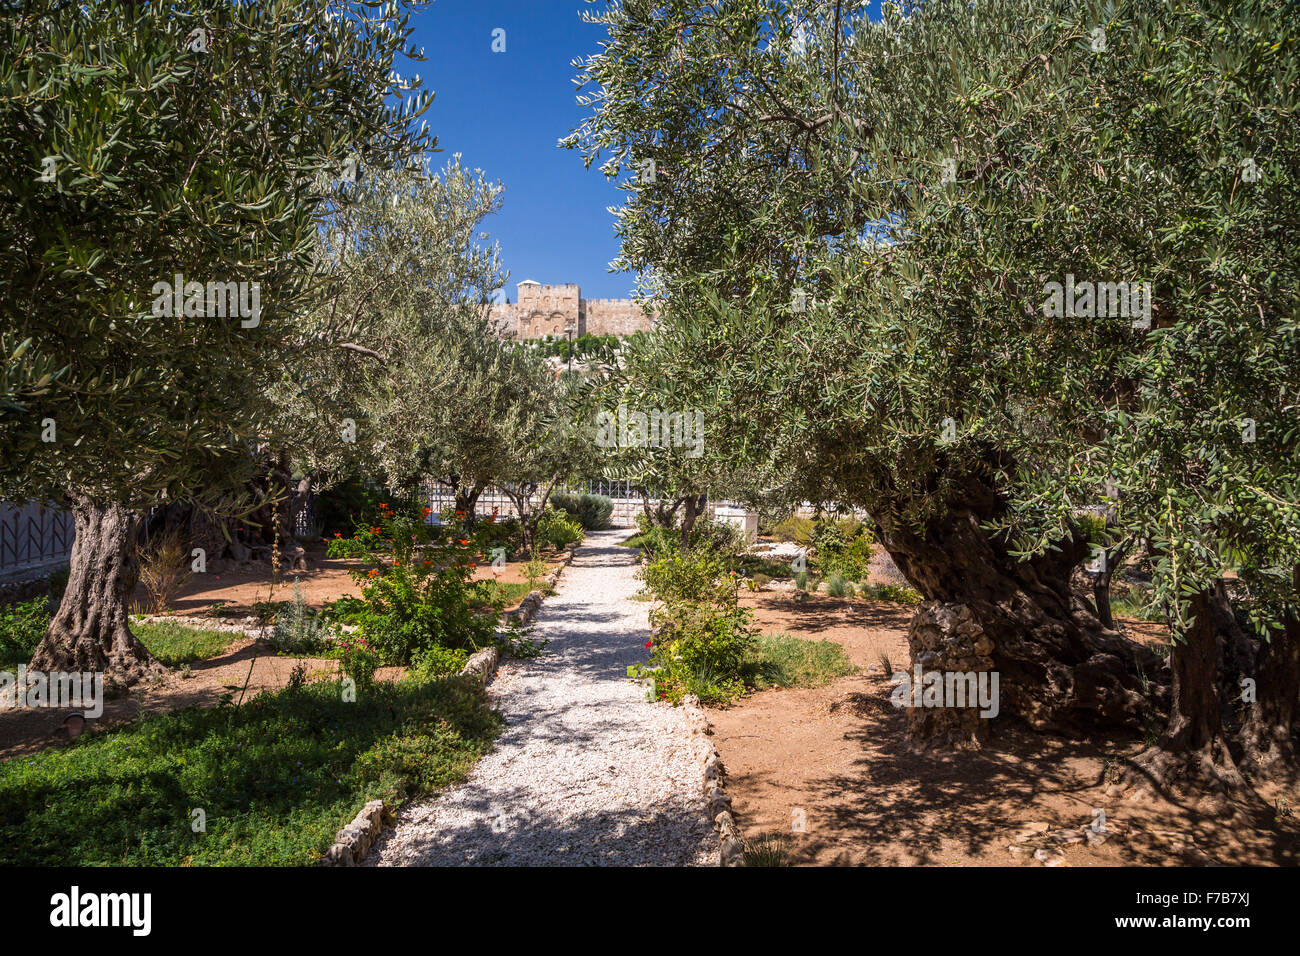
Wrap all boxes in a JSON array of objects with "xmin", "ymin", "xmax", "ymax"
[
  {"xmin": 0, "ymin": 677, "xmax": 501, "ymax": 865},
  {"xmin": 487, "ymin": 581, "xmax": 536, "ymax": 607},
  {"xmin": 619, "ymin": 530, "xmax": 653, "ymax": 549},
  {"xmin": 745, "ymin": 632, "xmax": 857, "ymax": 690},
  {"xmin": 133, "ymin": 620, "xmax": 239, "ymax": 666}
]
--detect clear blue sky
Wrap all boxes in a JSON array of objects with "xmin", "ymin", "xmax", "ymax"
[
  {"xmin": 405, "ymin": 1, "xmax": 883, "ymax": 302},
  {"xmin": 406, "ymin": 0, "xmax": 629, "ymax": 301}
]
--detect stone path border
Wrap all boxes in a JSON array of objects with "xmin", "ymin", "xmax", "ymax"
[{"xmin": 682, "ymin": 694, "xmax": 742, "ymax": 866}]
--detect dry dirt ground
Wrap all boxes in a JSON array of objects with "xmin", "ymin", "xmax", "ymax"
[
  {"xmin": 0, "ymin": 546, "xmax": 564, "ymax": 760},
  {"xmin": 707, "ymin": 587, "xmax": 1300, "ymax": 867}
]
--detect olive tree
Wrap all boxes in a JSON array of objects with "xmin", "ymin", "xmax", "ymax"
[
  {"xmin": 569, "ymin": 0, "xmax": 1300, "ymax": 784},
  {"xmin": 0, "ymin": 0, "xmax": 431, "ymax": 686}
]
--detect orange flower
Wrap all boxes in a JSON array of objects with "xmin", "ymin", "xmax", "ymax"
[{"xmin": 367, "ymin": 569, "xmax": 379, "ymax": 578}]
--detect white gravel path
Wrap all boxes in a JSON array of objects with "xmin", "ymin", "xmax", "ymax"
[{"xmin": 370, "ymin": 528, "xmax": 717, "ymax": 866}]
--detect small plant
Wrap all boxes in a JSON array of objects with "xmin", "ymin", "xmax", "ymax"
[
  {"xmin": 794, "ymin": 570, "xmax": 809, "ymax": 590},
  {"xmin": 285, "ymin": 661, "xmax": 308, "ymax": 693},
  {"xmin": 1275, "ymin": 795, "xmax": 1292, "ymax": 823},
  {"xmin": 878, "ymin": 652, "xmax": 893, "ymax": 677},
  {"xmin": 136, "ymin": 529, "xmax": 193, "ymax": 614},
  {"xmin": 524, "ymin": 556, "xmax": 549, "ymax": 594},
  {"xmin": 338, "ymin": 634, "xmax": 380, "ymax": 691},
  {"xmin": 251, "ymin": 600, "xmax": 284, "ymax": 627},
  {"xmin": 742, "ymin": 833, "xmax": 793, "ymax": 867},
  {"xmin": 826, "ymin": 573, "xmax": 850, "ymax": 597},
  {"xmin": 268, "ymin": 583, "xmax": 332, "ymax": 655},
  {"xmin": 408, "ymin": 644, "xmax": 470, "ymax": 679},
  {"xmin": 1102, "ymin": 757, "xmax": 1124, "ymax": 785}
]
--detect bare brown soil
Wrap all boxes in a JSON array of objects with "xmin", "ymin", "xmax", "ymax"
[{"xmin": 707, "ymin": 588, "xmax": 1300, "ymax": 866}]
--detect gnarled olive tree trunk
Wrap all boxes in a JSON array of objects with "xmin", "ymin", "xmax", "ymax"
[
  {"xmin": 29, "ymin": 495, "xmax": 165, "ymax": 691},
  {"xmin": 873, "ymin": 478, "xmax": 1158, "ymax": 745},
  {"xmin": 1236, "ymin": 566, "xmax": 1300, "ymax": 784},
  {"xmin": 1123, "ymin": 589, "xmax": 1243, "ymax": 798}
]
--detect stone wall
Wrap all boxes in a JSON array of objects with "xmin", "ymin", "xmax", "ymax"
[
  {"xmin": 584, "ymin": 298, "xmax": 654, "ymax": 337},
  {"xmin": 487, "ymin": 281, "xmax": 654, "ymax": 340}
]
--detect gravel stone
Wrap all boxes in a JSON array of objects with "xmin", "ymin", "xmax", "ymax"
[{"xmin": 369, "ymin": 529, "xmax": 717, "ymax": 866}]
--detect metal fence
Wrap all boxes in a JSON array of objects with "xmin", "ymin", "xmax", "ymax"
[{"xmin": 0, "ymin": 501, "xmax": 75, "ymax": 575}]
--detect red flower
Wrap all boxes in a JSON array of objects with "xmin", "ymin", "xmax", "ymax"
[{"xmin": 645, "ymin": 640, "xmax": 652, "ymax": 649}]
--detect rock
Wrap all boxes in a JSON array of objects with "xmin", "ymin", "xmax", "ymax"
[
  {"xmin": 1013, "ymin": 821, "xmax": 1051, "ymax": 842},
  {"xmin": 1085, "ymin": 828, "xmax": 1108, "ymax": 847},
  {"xmin": 720, "ymin": 834, "xmax": 744, "ymax": 866},
  {"xmin": 1049, "ymin": 828, "xmax": 1086, "ymax": 845},
  {"xmin": 460, "ymin": 646, "xmax": 500, "ymax": 685},
  {"xmin": 323, "ymin": 843, "xmax": 353, "ymax": 866},
  {"xmin": 1034, "ymin": 847, "xmax": 1067, "ymax": 867}
]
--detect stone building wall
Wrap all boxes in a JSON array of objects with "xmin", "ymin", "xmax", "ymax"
[
  {"xmin": 487, "ymin": 280, "xmax": 654, "ymax": 340},
  {"xmin": 584, "ymin": 298, "xmax": 653, "ymax": 337}
]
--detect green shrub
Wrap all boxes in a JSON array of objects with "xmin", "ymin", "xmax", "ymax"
[
  {"xmin": 825, "ymin": 573, "xmax": 851, "ymax": 597},
  {"xmin": 537, "ymin": 507, "xmax": 583, "ymax": 550},
  {"xmin": 475, "ymin": 515, "xmax": 524, "ymax": 557},
  {"xmin": 326, "ymin": 524, "xmax": 387, "ymax": 558},
  {"xmin": 338, "ymin": 634, "xmax": 380, "ymax": 690},
  {"xmin": 323, "ymin": 596, "xmax": 367, "ymax": 626},
  {"xmin": 550, "ymin": 491, "xmax": 614, "ymax": 530},
  {"xmin": 409, "ymin": 644, "xmax": 470, "ymax": 680},
  {"xmin": 857, "ymin": 582, "xmax": 923, "ymax": 605},
  {"xmin": 638, "ymin": 546, "xmax": 756, "ymax": 704},
  {"xmin": 770, "ymin": 514, "xmax": 814, "ymax": 545},
  {"xmin": 811, "ymin": 517, "xmax": 873, "ymax": 581},
  {"xmin": 348, "ymin": 509, "xmax": 500, "ymax": 665},
  {"xmin": 794, "ymin": 570, "xmax": 809, "ymax": 590},
  {"xmin": 629, "ymin": 513, "xmax": 745, "ymax": 562},
  {"xmin": 0, "ymin": 598, "xmax": 51, "ymax": 667},
  {"xmin": 643, "ymin": 547, "xmax": 738, "ymax": 606}
]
